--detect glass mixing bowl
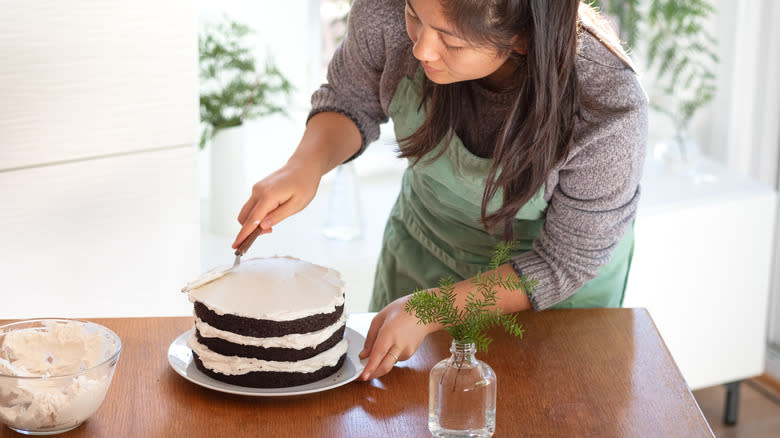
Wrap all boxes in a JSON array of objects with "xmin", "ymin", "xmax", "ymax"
[{"xmin": 0, "ymin": 319, "xmax": 121, "ymax": 435}]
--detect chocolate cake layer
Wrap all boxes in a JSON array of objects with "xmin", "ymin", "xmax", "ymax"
[
  {"xmin": 192, "ymin": 352, "xmax": 347, "ymax": 388},
  {"xmin": 195, "ymin": 324, "xmax": 346, "ymax": 362},
  {"xmin": 194, "ymin": 301, "xmax": 344, "ymax": 337}
]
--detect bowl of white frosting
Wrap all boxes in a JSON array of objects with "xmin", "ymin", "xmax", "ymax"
[{"xmin": 0, "ymin": 319, "xmax": 121, "ymax": 435}]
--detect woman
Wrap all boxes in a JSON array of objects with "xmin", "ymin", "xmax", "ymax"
[{"xmin": 232, "ymin": 0, "xmax": 647, "ymax": 381}]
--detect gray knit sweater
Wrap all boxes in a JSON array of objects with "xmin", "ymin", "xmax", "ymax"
[{"xmin": 309, "ymin": 0, "xmax": 648, "ymax": 310}]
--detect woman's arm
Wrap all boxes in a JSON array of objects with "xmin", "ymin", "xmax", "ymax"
[
  {"xmin": 233, "ymin": 0, "xmax": 406, "ymax": 250},
  {"xmin": 510, "ymin": 54, "xmax": 648, "ymax": 310},
  {"xmin": 232, "ymin": 112, "xmax": 361, "ymax": 249}
]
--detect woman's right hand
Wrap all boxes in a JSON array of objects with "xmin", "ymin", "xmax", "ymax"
[
  {"xmin": 231, "ymin": 111, "xmax": 363, "ymax": 251},
  {"xmin": 232, "ymin": 159, "xmax": 322, "ymax": 250}
]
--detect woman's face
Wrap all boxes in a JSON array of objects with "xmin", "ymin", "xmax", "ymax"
[{"xmin": 404, "ymin": 0, "xmax": 515, "ymax": 86}]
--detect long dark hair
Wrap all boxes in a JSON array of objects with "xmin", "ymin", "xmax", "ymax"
[{"xmin": 398, "ymin": 0, "xmax": 582, "ymax": 239}]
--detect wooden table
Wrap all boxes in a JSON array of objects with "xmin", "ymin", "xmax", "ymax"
[{"xmin": 0, "ymin": 309, "xmax": 713, "ymax": 437}]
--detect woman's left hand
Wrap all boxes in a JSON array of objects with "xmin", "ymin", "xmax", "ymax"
[{"xmin": 358, "ymin": 294, "xmax": 440, "ymax": 381}]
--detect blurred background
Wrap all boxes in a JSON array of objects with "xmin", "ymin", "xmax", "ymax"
[{"xmin": 1, "ymin": 0, "xmax": 779, "ymax": 425}]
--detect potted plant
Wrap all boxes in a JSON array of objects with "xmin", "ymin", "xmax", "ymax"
[
  {"xmin": 594, "ymin": 0, "xmax": 719, "ymax": 173},
  {"xmin": 198, "ymin": 16, "xmax": 293, "ymax": 234},
  {"xmin": 404, "ymin": 242, "xmax": 537, "ymax": 438}
]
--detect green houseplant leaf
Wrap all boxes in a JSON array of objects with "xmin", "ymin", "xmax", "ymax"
[
  {"xmin": 198, "ymin": 16, "xmax": 294, "ymax": 149},
  {"xmin": 590, "ymin": 0, "xmax": 719, "ymax": 134}
]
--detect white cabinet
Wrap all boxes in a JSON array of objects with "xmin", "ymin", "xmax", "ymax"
[
  {"xmin": 0, "ymin": 0, "xmax": 198, "ymax": 171},
  {"xmin": 624, "ymin": 158, "xmax": 778, "ymax": 390},
  {"xmin": 0, "ymin": 1, "xmax": 200, "ymax": 318},
  {"xmin": 1, "ymin": 149, "xmax": 200, "ymax": 318}
]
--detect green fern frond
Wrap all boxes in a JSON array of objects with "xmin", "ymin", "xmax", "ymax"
[
  {"xmin": 489, "ymin": 240, "xmax": 512, "ymax": 270},
  {"xmin": 404, "ymin": 242, "xmax": 534, "ymax": 352}
]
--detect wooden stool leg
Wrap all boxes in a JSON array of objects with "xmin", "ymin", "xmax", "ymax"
[{"xmin": 723, "ymin": 380, "xmax": 740, "ymax": 425}]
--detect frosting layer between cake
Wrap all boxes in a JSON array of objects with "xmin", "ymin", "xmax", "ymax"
[
  {"xmin": 194, "ymin": 314, "xmax": 347, "ymax": 349},
  {"xmin": 188, "ymin": 335, "xmax": 348, "ymax": 375}
]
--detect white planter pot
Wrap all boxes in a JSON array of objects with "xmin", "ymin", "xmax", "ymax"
[{"xmin": 209, "ymin": 125, "xmax": 246, "ymax": 236}]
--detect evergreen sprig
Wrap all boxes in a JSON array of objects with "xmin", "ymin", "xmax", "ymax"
[
  {"xmin": 404, "ymin": 241, "xmax": 537, "ymax": 353},
  {"xmin": 198, "ymin": 17, "xmax": 293, "ymax": 149}
]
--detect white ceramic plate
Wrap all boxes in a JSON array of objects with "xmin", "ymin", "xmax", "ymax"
[{"xmin": 167, "ymin": 326, "xmax": 367, "ymax": 397}]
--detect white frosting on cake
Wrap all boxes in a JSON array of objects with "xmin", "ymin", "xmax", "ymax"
[
  {"xmin": 187, "ymin": 335, "xmax": 348, "ymax": 375},
  {"xmin": 194, "ymin": 314, "xmax": 346, "ymax": 350},
  {"xmin": 185, "ymin": 256, "xmax": 345, "ymax": 321}
]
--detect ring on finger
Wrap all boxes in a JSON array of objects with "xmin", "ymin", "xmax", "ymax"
[{"xmin": 387, "ymin": 351, "xmax": 399, "ymax": 363}]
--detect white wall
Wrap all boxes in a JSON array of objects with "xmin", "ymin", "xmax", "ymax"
[
  {"xmin": 706, "ymin": 0, "xmax": 780, "ymax": 186},
  {"xmin": 0, "ymin": 0, "xmax": 201, "ymax": 318},
  {"xmin": 746, "ymin": 1, "xmax": 780, "ymax": 383},
  {"xmin": 629, "ymin": 0, "xmax": 780, "ymax": 188},
  {"xmin": 710, "ymin": 0, "xmax": 780, "ymax": 382},
  {"xmin": 630, "ymin": 0, "xmax": 780, "ymax": 381}
]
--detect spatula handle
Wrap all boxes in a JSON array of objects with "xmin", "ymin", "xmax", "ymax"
[{"xmin": 235, "ymin": 226, "xmax": 263, "ymax": 256}]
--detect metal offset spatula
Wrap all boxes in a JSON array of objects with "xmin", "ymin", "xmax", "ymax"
[{"xmin": 181, "ymin": 227, "xmax": 264, "ymax": 293}]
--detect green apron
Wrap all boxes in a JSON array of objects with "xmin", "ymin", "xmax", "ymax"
[{"xmin": 369, "ymin": 67, "xmax": 634, "ymax": 311}]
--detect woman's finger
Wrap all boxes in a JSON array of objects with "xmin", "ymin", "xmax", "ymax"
[
  {"xmin": 233, "ymin": 219, "xmax": 260, "ymax": 250},
  {"xmin": 367, "ymin": 350, "xmax": 400, "ymax": 381},
  {"xmin": 360, "ymin": 324, "xmax": 394, "ymax": 381},
  {"xmin": 232, "ymin": 196, "xmax": 287, "ymax": 249},
  {"xmin": 236, "ymin": 195, "xmax": 257, "ymax": 225},
  {"xmin": 360, "ymin": 341, "xmax": 392, "ymax": 381},
  {"xmin": 359, "ymin": 313, "xmax": 386, "ymax": 359},
  {"xmin": 260, "ymin": 195, "xmax": 306, "ymax": 230}
]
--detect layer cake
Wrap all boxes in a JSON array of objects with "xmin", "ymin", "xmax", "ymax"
[{"xmin": 184, "ymin": 256, "xmax": 347, "ymax": 388}]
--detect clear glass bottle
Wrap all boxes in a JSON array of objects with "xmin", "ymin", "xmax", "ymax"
[{"xmin": 429, "ymin": 341, "xmax": 497, "ymax": 438}]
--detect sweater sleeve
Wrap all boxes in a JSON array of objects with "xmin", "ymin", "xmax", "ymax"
[
  {"xmin": 510, "ymin": 58, "xmax": 648, "ymax": 311},
  {"xmin": 308, "ymin": 0, "xmax": 396, "ymax": 160}
]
